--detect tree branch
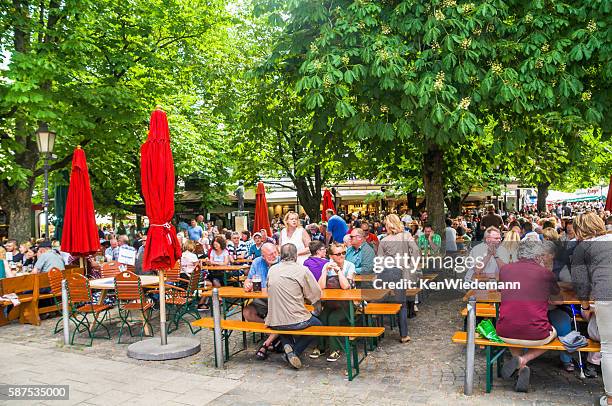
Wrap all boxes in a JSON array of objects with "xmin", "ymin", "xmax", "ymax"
[
  {"xmin": 32, "ymin": 138, "xmax": 92, "ymax": 177},
  {"xmin": 263, "ymin": 181, "xmax": 297, "ymax": 191}
]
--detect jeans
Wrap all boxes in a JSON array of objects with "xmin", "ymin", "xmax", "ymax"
[
  {"xmin": 596, "ymin": 301, "xmax": 612, "ymax": 396},
  {"xmin": 270, "ymin": 315, "xmax": 322, "ymax": 356},
  {"xmin": 548, "ymin": 308, "xmax": 572, "ymax": 363},
  {"xmin": 398, "ymin": 302, "xmax": 409, "ymax": 338}
]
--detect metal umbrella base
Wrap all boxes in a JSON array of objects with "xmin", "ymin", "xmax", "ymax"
[{"xmin": 127, "ymin": 337, "xmax": 201, "ymax": 361}]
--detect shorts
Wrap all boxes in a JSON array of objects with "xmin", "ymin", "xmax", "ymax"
[
  {"xmin": 499, "ymin": 327, "xmax": 557, "ymax": 347},
  {"xmin": 251, "ymin": 298, "xmax": 268, "ymax": 319}
]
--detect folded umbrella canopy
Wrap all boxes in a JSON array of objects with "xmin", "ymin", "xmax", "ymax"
[
  {"xmin": 606, "ymin": 175, "xmax": 612, "ymax": 212},
  {"xmin": 252, "ymin": 182, "xmax": 271, "ymax": 237},
  {"xmin": 141, "ymin": 109, "xmax": 182, "ymax": 271},
  {"xmin": 140, "ymin": 108, "xmax": 182, "ymax": 346},
  {"xmin": 61, "ymin": 146, "xmax": 100, "ymax": 257},
  {"xmin": 322, "ymin": 188, "xmax": 336, "ymax": 221}
]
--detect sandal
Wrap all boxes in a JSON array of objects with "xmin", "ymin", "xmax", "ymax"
[{"xmin": 255, "ymin": 343, "xmax": 271, "ymax": 360}]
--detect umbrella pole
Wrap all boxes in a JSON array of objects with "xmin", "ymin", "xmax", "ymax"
[
  {"xmin": 159, "ymin": 269, "xmax": 167, "ymax": 345},
  {"xmin": 79, "ymin": 257, "xmax": 85, "ymax": 274}
]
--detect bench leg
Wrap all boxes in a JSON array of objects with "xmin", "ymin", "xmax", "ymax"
[
  {"xmin": 352, "ymin": 340, "xmax": 359, "ymax": 377},
  {"xmin": 485, "ymin": 346, "xmax": 493, "ymax": 393},
  {"xmin": 344, "ymin": 337, "xmax": 353, "ymax": 381}
]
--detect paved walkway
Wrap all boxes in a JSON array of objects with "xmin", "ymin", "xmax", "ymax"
[
  {"xmin": 1, "ymin": 342, "xmax": 241, "ymax": 405},
  {"xmin": 0, "ymin": 272, "xmax": 604, "ymax": 405}
]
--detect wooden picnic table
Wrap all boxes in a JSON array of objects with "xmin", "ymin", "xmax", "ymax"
[
  {"xmin": 200, "ymin": 265, "xmax": 250, "ymax": 285},
  {"xmin": 354, "ymin": 272, "xmax": 439, "ymax": 283},
  {"xmin": 462, "ymin": 285, "xmax": 586, "ymax": 305},
  {"xmin": 89, "ymin": 275, "xmax": 159, "ymax": 335},
  {"xmin": 232, "ymin": 258, "xmax": 253, "ymax": 264}
]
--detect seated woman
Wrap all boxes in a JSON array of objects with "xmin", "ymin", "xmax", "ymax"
[
  {"xmin": 303, "ymin": 240, "xmax": 328, "ymax": 281},
  {"xmin": 0, "ymin": 247, "xmax": 16, "ymax": 279},
  {"xmin": 205, "ymin": 236, "xmax": 229, "ymax": 288},
  {"xmin": 310, "ymin": 242, "xmax": 355, "ymax": 362},
  {"xmin": 181, "ymin": 241, "xmax": 211, "ymax": 310},
  {"xmin": 496, "ymin": 240, "xmax": 571, "ymax": 392}
]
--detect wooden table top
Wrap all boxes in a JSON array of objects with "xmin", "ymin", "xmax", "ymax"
[
  {"xmin": 200, "ymin": 286, "xmax": 420, "ymax": 300},
  {"xmin": 463, "ymin": 287, "xmax": 585, "ymax": 305},
  {"xmin": 89, "ymin": 275, "xmax": 160, "ymax": 290},
  {"xmin": 200, "ymin": 265, "xmax": 249, "ymax": 271},
  {"xmin": 232, "ymin": 259, "xmax": 253, "ymax": 264},
  {"xmin": 354, "ymin": 273, "xmax": 438, "ymax": 283}
]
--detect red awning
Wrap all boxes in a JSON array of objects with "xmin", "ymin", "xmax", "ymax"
[
  {"xmin": 140, "ymin": 109, "xmax": 181, "ymax": 270},
  {"xmin": 61, "ymin": 146, "xmax": 100, "ymax": 256}
]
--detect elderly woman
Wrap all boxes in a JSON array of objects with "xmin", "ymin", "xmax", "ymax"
[
  {"xmin": 497, "ymin": 240, "xmax": 573, "ymax": 392},
  {"xmin": 572, "ymin": 212, "xmax": 612, "ymax": 406},
  {"xmin": 376, "ymin": 214, "xmax": 421, "ymax": 343}
]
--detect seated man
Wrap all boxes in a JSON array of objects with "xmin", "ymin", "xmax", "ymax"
[
  {"xmin": 242, "ymin": 243, "xmax": 279, "ymax": 359},
  {"xmin": 464, "ymin": 226, "xmax": 509, "ymax": 281},
  {"xmin": 32, "ymin": 241, "xmax": 65, "ymax": 274},
  {"xmin": 496, "ymin": 240, "xmax": 571, "ymax": 392},
  {"xmin": 266, "ymin": 244, "xmax": 322, "ymax": 369},
  {"xmin": 345, "ymin": 228, "xmax": 375, "ymax": 275}
]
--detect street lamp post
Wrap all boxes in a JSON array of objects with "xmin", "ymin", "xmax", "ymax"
[{"xmin": 36, "ymin": 122, "xmax": 56, "ymax": 240}]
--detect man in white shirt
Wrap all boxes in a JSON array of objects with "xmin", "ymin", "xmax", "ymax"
[
  {"xmin": 445, "ymin": 218, "xmax": 458, "ymax": 252},
  {"xmin": 464, "ymin": 227, "xmax": 509, "ymax": 281}
]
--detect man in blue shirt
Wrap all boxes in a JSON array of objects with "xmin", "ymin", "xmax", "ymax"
[
  {"xmin": 242, "ymin": 242, "xmax": 279, "ymax": 359},
  {"xmin": 247, "ymin": 232, "xmax": 264, "ymax": 259},
  {"xmin": 345, "ymin": 228, "xmax": 375, "ymax": 275},
  {"xmin": 325, "ymin": 209, "xmax": 348, "ymax": 243},
  {"xmin": 187, "ymin": 219, "xmax": 204, "ymax": 241}
]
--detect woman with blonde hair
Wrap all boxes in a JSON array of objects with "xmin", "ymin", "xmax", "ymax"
[
  {"xmin": 376, "ymin": 214, "xmax": 421, "ymax": 343},
  {"xmin": 502, "ymin": 230, "xmax": 521, "ymax": 263},
  {"xmin": 279, "ymin": 211, "xmax": 311, "ymax": 265},
  {"xmin": 572, "ymin": 212, "xmax": 612, "ymax": 406},
  {"xmin": 0, "ymin": 247, "xmax": 15, "ymax": 279}
]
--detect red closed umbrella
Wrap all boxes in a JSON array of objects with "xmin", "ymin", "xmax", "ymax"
[
  {"xmin": 140, "ymin": 108, "xmax": 181, "ymax": 346},
  {"xmin": 253, "ymin": 182, "xmax": 271, "ymax": 236},
  {"xmin": 141, "ymin": 109, "xmax": 181, "ymax": 271},
  {"xmin": 322, "ymin": 188, "xmax": 336, "ymax": 221},
  {"xmin": 61, "ymin": 146, "xmax": 100, "ymax": 257},
  {"xmin": 605, "ymin": 175, "xmax": 612, "ymax": 212}
]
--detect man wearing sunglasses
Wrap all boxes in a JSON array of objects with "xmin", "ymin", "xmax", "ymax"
[{"xmin": 345, "ymin": 229, "xmax": 375, "ymax": 275}]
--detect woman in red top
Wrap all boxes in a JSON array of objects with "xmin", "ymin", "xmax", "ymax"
[{"xmin": 496, "ymin": 240, "xmax": 564, "ymax": 392}]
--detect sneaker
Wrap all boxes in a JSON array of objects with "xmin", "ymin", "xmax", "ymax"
[
  {"xmin": 309, "ymin": 348, "xmax": 322, "ymax": 359},
  {"xmin": 326, "ymin": 350, "xmax": 341, "ymax": 362},
  {"xmin": 283, "ymin": 344, "xmax": 302, "ymax": 369},
  {"xmin": 562, "ymin": 361, "xmax": 575, "ymax": 373},
  {"xmin": 585, "ymin": 363, "xmax": 599, "ymax": 378}
]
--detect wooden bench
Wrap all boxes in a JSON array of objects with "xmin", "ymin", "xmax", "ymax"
[
  {"xmin": 192, "ymin": 318, "xmax": 384, "ymax": 380},
  {"xmin": 0, "ymin": 274, "xmax": 39, "ymax": 326},
  {"xmin": 452, "ymin": 331, "xmax": 600, "ymax": 393},
  {"xmin": 460, "ymin": 304, "xmax": 586, "ymax": 323}
]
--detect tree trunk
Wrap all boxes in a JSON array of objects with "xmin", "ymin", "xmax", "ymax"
[
  {"xmin": 406, "ymin": 190, "xmax": 417, "ymax": 211},
  {"xmin": 0, "ymin": 185, "xmax": 34, "ymax": 242},
  {"xmin": 537, "ymin": 182, "xmax": 549, "ymax": 213},
  {"xmin": 422, "ymin": 144, "xmax": 446, "ymax": 246},
  {"xmin": 445, "ymin": 196, "xmax": 462, "ymax": 218},
  {"xmin": 294, "ymin": 178, "xmax": 322, "ymax": 222}
]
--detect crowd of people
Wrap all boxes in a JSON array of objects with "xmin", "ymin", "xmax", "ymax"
[{"xmin": 1, "ymin": 200, "xmax": 610, "ymax": 402}]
